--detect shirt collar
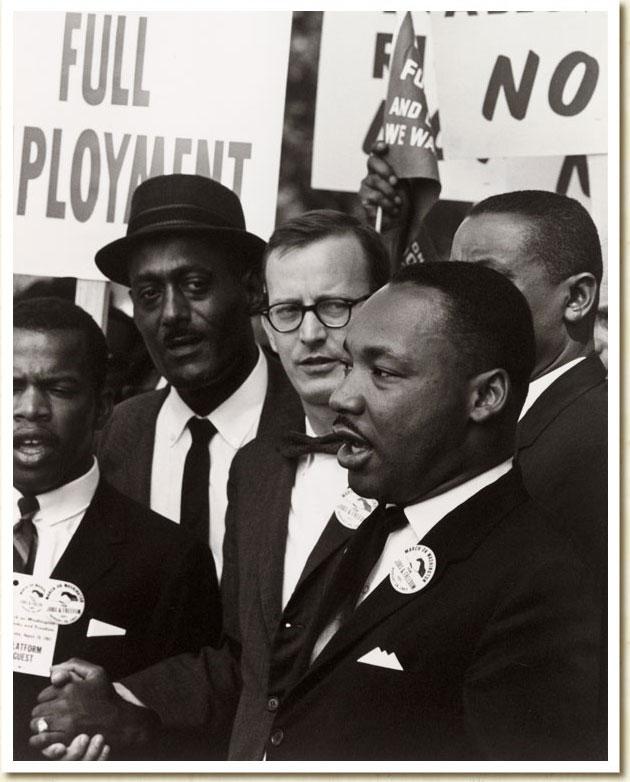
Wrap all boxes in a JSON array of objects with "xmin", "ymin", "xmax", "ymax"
[
  {"xmin": 403, "ymin": 459, "xmax": 513, "ymax": 540},
  {"xmin": 305, "ymin": 417, "xmax": 317, "ymax": 437},
  {"xmin": 163, "ymin": 347, "xmax": 268, "ymax": 449},
  {"xmin": 13, "ymin": 458, "xmax": 100, "ymax": 527},
  {"xmin": 519, "ymin": 357, "xmax": 586, "ymax": 420}
]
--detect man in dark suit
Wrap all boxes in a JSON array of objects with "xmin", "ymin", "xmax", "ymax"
[
  {"xmin": 31, "ymin": 264, "xmax": 603, "ymax": 761},
  {"xmin": 214, "ymin": 210, "xmax": 391, "ymax": 758},
  {"xmin": 263, "ymin": 262, "xmax": 603, "ymax": 760},
  {"xmin": 13, "ymin": 298, "xmax": 220, "ymax": 761},
  {"xmin": 30, "ymin": 210, "xmax": 391, "ymax": 761},
  {"xmin": 94, "ymin": 174, "xmax": 301, "ymax": 579},
  {"xmin": 449, "ymin": 190, "xmax": 607, "ymax": 570},
  {"xmin": 360, "ymin": 167, "xmax": 607, "ymax": 570}
]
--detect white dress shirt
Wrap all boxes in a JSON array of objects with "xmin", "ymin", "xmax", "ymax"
[
  {"xmin": 359, "ymin": 459, "xmax": 514, "ymax": 603},
  {"xmin": 311, "ymin": 459, "xmax": 514, "ymax": 662},
  {"xmin": 282, "ymin": 418, "xmax": 349, "ymax": 609},
  {"xmin": 13, "ymin": 459, "xmax": 100, "ymax": 578},
  {"xmin": 519, "ymin": 357, "xmax": 586, "ymax": 420},
  {"xmin": 150, "ymin": 348, "xmax": 268, "ymax": 578}
]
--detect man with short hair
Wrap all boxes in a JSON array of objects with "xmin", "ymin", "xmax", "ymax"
[
  {"xmin": 360, "ymin": 159, "xmax": 607, "ymax": 570},
  {"xmin": 12, "ymin": 298, "xmax": 220, "ymax": 760},
  {"xmin": 95, "ymin": 174, "xmax": 301, "ymax": 579},
  {"xmin": 216, "ymin": 209, "xmax": 390, "ymax": 757},
  {"xmin": 450, "ymin": 191, "xmax": 607, "ymax": 568},
  {"xmin": 29, "ymin": 210, "xmax": 391, "ymax": 761},
  {"xmin": 262, "ymin": 263, "xmax": 602, "ymax": 759}
]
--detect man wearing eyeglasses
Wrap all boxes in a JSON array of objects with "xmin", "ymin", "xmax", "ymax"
[
  {"xmin": 213, "ymin": 210, "xmax": 391, "ymax": 757},
  {"xmin": 30, "ymin": 210, "xmax": 391, "ymax": 761}
]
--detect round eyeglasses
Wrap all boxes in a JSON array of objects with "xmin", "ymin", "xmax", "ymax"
[{"xmin": 261, "ymin": 295, "xmax": 370, "ymax": 333}]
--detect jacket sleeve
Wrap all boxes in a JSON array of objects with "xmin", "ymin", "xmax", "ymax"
[
  {"xmin": 140, "ymin": 536, "xmax": 223, "ymax": 661},
  {"xmin": 119, "ymin": 462, "xmax": 246, "ymax": 751},
  {"xmin": 121, "ymin": 643, "xmax": 239, "ymax": 744}
]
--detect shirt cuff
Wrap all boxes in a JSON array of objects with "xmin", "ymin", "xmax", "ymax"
[{"xmin": 113, "ymin": 681, "xmax": 146, "ymax": 708}]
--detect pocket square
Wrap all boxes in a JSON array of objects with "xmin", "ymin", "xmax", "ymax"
[
  {"xmin": 87, "ymin": 618, "xmax": 126, "ymax": 638},
  {"xmin": 357, "ymin": 646, "xmax": 403, "ymax": 671}
]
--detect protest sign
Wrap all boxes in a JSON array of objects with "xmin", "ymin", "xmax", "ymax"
[
  {"xmin": 382, "ymin": 12, "xmax": 439, "ymax": 181},
  {"xmin": 380, "ymin": 12, "xmax": 440, "ymax": 266},
  {"xmin": 312, "ymin": 11, "xmax": 607, "ymax": 185},
  {"xmin": 311, "ymin": 9, "xmax": 609, "ymax": 280},
  {"xmin": 14, "ymin": 12, "xmax": 292, "ymax": 281},
  {"xmin": 312, "ymin": 11, "xmax": 438, "ymax": 194},
  {"xmin": 431, "ymin": 11, "xmax": 607, "ymax": 159}
]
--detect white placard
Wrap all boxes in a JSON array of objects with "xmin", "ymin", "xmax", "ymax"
[
  {"xmin": 312, "ymin": 11, "xmax": 607, "ymax": 190},
  {"xmin": 431, "ymin": 11, "xmax": 607, "ymax": 160},
  {"xmin": 312, "ymin": 11, "xmax": 438, "ymax": 193},
  {"xmin": 13, "ymin": 12, "xmax": 292, "ymax": 280}
]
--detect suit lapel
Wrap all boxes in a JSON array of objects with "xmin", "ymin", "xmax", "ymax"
[
  {"xmin": 98, "ymin": 389, "xmax": 167, "ymax": 506},
  {"xmin": 292, "ymin": 512, "xmax": 353, "ymax": 595},
  {"xmin": 51, "ymin": 482, "xmax": 125, "ymax": 593},
  {"xmin": 288, "ymin": 470, "xmax": 529, "ymax": 696},
  {"xmin": 130, "ymin": 390, "xmax": 167, "ymax": 506},
  {"xmin": 517, "ymin": 355, "xmax": 606, "ymax": 450}
]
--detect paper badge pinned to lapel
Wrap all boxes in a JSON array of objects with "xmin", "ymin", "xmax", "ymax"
[
  {"xmin": 335, "ymin": 488, "xmax": 379, "ymax": 529},
  {"xmin": 13, "ymin": 574, "xmax": 85, "ymax": 676},
  {"xmin": 390, "ymin": 545, "xmax": 436, "ymax": 594}
]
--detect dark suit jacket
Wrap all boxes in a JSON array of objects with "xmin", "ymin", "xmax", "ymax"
[
  {"xmin": 127, "ymin": 357, "xmax": 609, "ymax": 760},
  {"xmin": 97, "ymin": 355, "xmax": 299, "ymax": 509},
  {"xmin": 516, "ymin": 354, "xmax": 608, "ymax": 570},
  {"xmin": 126, "ymin": 409, "xmax": 354, "ymax": 760},
  {"xmin": 14, "ymin": 480, "xmax": 220, "ymax": 760},
  {"xmin": 264, "ymin": 470, "xmax": 603, "ymax": 761}
]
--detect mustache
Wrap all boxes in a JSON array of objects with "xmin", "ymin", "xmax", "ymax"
[{"xmin": 332, "ymin": 416, "xmax": 365, "ymax": 440}]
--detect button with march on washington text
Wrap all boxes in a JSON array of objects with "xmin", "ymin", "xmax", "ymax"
[
  {"xmin": 267, "ymin": 695, "xmax": 280, "ymax": 712},
  {"xmin": 270, "ymin": 728, "xmax": 284, "ymax": 746}
]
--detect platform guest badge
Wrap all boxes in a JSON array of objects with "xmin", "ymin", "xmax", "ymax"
[
  {"xmin": 335, "ymin": 488, "xmax": 379, "ymax": 529},
  {"xmin": 13, "ymin": 574, "xmax": 85, "ymax": 675},
  {"xmin": 390, "ymin": 545, "xmax": 436, "ymax": 594}
]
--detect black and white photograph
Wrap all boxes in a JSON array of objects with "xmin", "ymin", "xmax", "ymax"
[{"xmin": 5, "ymin": 2, "xmax": 619, "ymax": 772}]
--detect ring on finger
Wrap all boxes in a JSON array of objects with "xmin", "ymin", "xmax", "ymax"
[{"xmin": 36, "ymin": 718, "xmax": 49, "ymax": 733}]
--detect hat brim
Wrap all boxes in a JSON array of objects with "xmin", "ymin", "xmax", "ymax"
[{"xmin": 95, "ymin": 225, "xmax": 266, "ymax": 286}]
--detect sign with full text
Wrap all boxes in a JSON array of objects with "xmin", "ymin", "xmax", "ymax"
[{"xmin": 14, "ymin": 12, "xmax": 292, "ymax": 280}]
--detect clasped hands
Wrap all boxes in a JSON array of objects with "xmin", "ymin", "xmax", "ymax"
[{"xmin": 29, "ymin": 658, "xmax": 158, "ymax": 761}]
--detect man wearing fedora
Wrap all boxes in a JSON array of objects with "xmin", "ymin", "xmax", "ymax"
[{"xmin": 94, "ymin": 174, "xmax": 301, "ymax": 579}]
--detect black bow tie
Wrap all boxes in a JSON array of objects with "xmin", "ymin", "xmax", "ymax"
[{"xmin": 277, "ymin": 431, "xmax": 345, "ymax": 459}]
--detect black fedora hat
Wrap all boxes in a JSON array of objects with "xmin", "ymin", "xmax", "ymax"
[{"xmin": 95, "ymin": 174, "xmax": 266, "ymax": 285}]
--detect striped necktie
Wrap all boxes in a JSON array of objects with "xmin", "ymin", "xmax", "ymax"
[{"xmin": 14, "ymin": 495, "xmax": 40, "ymax": 574}]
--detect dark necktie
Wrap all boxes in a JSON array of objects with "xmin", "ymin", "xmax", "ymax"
[
  {"xmin": 14, "ymin": 495, "xmax": 40, "ymax": 574},
  {"xmin": 310, "ymin": 505, "xmax": 408, "ymax": 661},
  {"xmin": 277, "ymin": 431, "xmax": 345, "ymax": 459},
  {"xmin": 180, "ymin": 417, "xmax": 217, "ymax": 544}
]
